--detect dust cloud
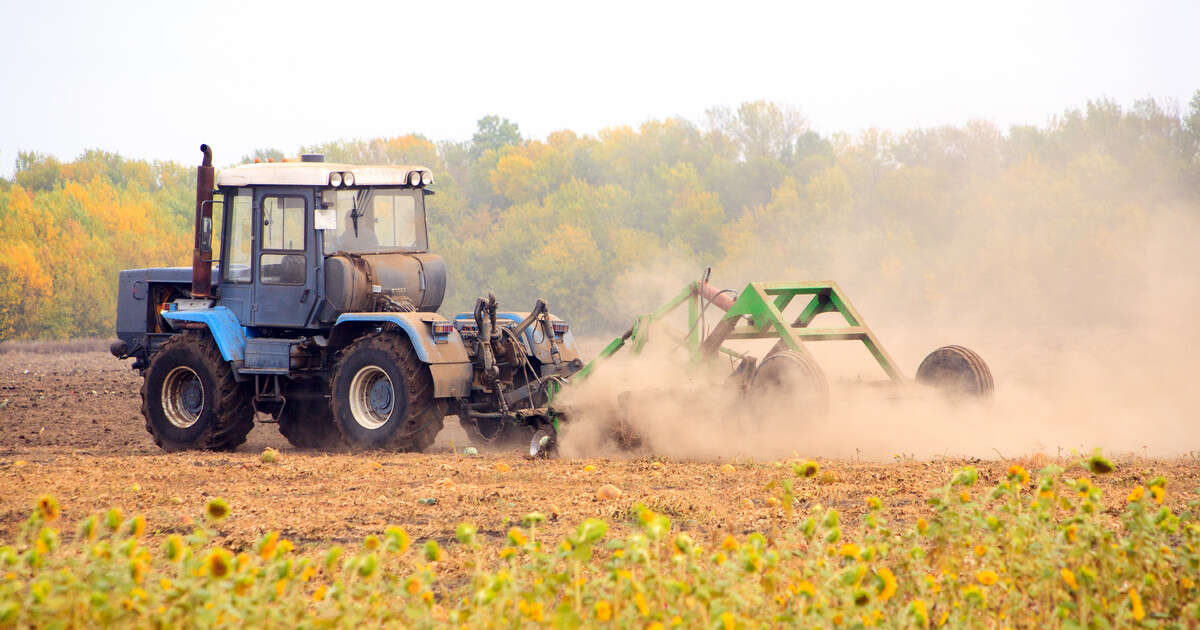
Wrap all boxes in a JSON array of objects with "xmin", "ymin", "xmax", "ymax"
[{"xmin": 555, "ymin": 208, "xmax": 1200, "ymax": 462}]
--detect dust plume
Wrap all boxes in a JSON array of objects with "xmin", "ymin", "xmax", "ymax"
[{"xmin": 555, "ymin": 198, "xmax": 1200, "ymax": 462}]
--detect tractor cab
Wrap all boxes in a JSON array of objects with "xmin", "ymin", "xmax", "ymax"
[{"xmin": 211, "ymin": 155, "xmax": 445, "ymax": 329}]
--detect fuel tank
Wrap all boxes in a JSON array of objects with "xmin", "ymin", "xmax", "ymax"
[{"xmin": 321, "ymin": 253, "xmax": 446, "ymax": 320}]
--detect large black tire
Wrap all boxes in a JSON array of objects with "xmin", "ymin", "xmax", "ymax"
[
  {"xmin": 141, "ymin": 333, "xmax": 254, "ymax": 452},
  {"xmin": 915, "ymin": 345, "xmax": 994, "ymax": 398},
  {"xmin": 277, "ymin": 397, "xmax": 343, "ymax": 449},
  {"xmin": 330, "ymin": 332, "xmax": 446, "ymax": 451},
  {"xmin": 749, "ymin": 350, "xmax": 830, "ymax": 416}
]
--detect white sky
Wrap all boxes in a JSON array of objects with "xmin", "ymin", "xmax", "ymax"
[{"xmin": 2, "ymin": 0, "xmax": 1198, "ymax": 175}]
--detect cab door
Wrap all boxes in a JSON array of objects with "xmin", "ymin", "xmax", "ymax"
[{"xmin": 251, "ymin": 187, "xmax": 316, "ymax": 327}]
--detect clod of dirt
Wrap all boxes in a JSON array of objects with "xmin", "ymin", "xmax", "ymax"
[{"xmin": 597, "ymin": 484, "xmax": 622, "ymax": 500}]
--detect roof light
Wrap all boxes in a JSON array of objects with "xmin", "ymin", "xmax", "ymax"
[
  {"xmin": 329, "ymin": 172, "xmax": 343, "ymax": 187},
  {"xmin": 342, "ymin": 171, "xmax": 355, "ymax": 186},
  {"xmin": 421, "ymin": 171, "xmax": 433, "ymax": 186},
  {"xmin": 408, "ymin": 171, "xmax": 422, "ymax": 186}
]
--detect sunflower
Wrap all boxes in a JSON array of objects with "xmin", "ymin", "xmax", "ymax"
[
  {"xmin": 205, "ymin": 498, "xmax": 230, "ymax": 521},
  {"xmin": 35, "ymin": 495, "xmax": 59, "ymax": 521},
  {"xmin": 594, "ymin": 600, "xmax": 612, "ymax": 621},
  {"xmin": 876, "ymin": 567, "xmax": 898, "ymax": 602},
  {"xmin": 975, "ymin": 570, "xmax": 999, "ymax": 586},
  {"xmin": 1061, "ymin": 567, "xmax": 1078, "ymax": 591},
  {"xmin": 1006, "ymin": 465, "xmax": 1029, "ymax": 485},
  {"xmin": 1129, "ymin": 588, "xmax": 1145, "ymax": 620},
  {"xmin": 205, "ymin": 549, "xmax": 232, "ymax": 578},
  {"xmin": 163, "ymin": 534, "xmax": 184, "ymax": 562}
]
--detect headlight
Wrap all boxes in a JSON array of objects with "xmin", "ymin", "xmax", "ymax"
[
  {"xmin": 329, "ymin": 172, "xmax": 343, "ymax": 187},
  {"xmin": 342, "ymin": 171, "xmax": 355, "ymax": 186},
  {"xmin": 420, "ymin": 171, "xmax": 433, "ymax": 186},
  {"xmin": 408, "ymin": 171, "xmax": 422, "ymax": 186}
]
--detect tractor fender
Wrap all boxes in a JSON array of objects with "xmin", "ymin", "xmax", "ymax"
[
  {"xmin": 332, "ymin": 312, "xmax": 472, "ymax": 399},
  {"xmin": 161, "ymin": 306, "xmax": 246, "ymax": 362}
]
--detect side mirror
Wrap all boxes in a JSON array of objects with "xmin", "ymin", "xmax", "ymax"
[{"xmin": 199, "ymin": 216, "xmax": 213, "ymax": 254}]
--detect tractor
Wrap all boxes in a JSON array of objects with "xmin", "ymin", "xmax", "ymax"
[{"xmin": 112, "ymin": 145, "xmax": 582, "ymax": 452}]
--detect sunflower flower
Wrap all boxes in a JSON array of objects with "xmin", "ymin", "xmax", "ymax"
[
  {"xmin": 877, "ymin": 567, "xmax": 898, "ymax": 602},
  {"xmin": 1061, "ymin": 567, "xmax": 1078, "ymax": 591},
  {"xmin": 205, "ymin": 498, "xmax": 230, "ymax": 522},
  {"xmin": 1129, "ymin": 588, "xmax": 1145, "ymax": 620},
  {"xmin": 975, "ymin": 570, "xmax": 999, "ymax": 586},
  {"xmin": 205, "ymin": 548, "xmax": 232, "ymax": 578},
  {"xmin": 36, "ymin": 495, "xmax": 60, "ymax": 521}
]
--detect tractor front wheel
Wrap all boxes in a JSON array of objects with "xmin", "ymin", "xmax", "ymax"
[
  {"xmin": 141, "ymin": 333, "xmax": 254, "ymax": 451},
  {"xmin": 330, "ymin": 332, "xmax": 446, "ymax": 451}
]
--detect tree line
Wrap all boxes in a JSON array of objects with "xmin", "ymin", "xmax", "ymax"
[{"xmin": 1, "ymin": 94, "xmax": 1197, "ymax": 340}]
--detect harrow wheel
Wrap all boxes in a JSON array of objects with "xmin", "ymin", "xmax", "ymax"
[
  {"xmin": 459, "ymin": 416, "xmax": 534, "ymax": 449},
  {"xmin": 330, "ymin": 332, "xmax": 446, "ymax": 451},
  {"xmin": 141, "ymin": 332, "xmax": 254, "ymax": 452},
  {"xmin": 748, "ymin": 350, "xmax": 830, "ymax": 416},
  {"xmin": 915, "ymin": 345, "xmax": 994, "ymax": 398}
]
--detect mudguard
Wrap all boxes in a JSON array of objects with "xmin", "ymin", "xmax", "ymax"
[
  {"xmin": 161, "ymin": 306, "xmax": 246, "ymax": 362},
  {"xmin": 333, "ymin": 312, "xmax": 472, "ymax": 398}
]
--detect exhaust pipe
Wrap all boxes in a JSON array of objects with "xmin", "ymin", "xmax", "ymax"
[{"xmin": 191, "ymin": 144, "xmax": 215, "ymax": 298}]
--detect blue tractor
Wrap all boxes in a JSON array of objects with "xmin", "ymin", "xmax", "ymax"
[{"xmin": 112, "ymin": 145, "xmax": 583, "ymax": 452}]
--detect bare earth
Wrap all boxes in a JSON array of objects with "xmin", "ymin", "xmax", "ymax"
[{"xmin": 1, "ymin": 351, "xmax": 1196, "ymax": 559}]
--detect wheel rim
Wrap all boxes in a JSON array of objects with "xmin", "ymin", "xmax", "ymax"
[
  {"xmin": 348, "ymin": 365, "xmax": 394, "ymax": 430},
  {"xmin": 162, "ymin": 365, "xmax": 204, "ymax": 429}
]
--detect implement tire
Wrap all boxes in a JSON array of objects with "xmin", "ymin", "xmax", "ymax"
[
  {"xmin": 141, "ymin": 332, "xmax": 254, "ymax": 452},
  {"xmin": 749, "ymin": 350, "xmax": 830, "ymax": 416},
  {"xmin": 330, "ymin": 332, "xmax": 446, "ymax": 451},
  {"xmin": 916, "ymin": 345, "xmax": 994, "ymax": 398}
]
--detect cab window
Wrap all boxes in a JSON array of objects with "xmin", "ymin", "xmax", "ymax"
[
  {"xmin": 223, "ymin": 191, "xmax": 253, "ymax": 283},
  {"xmin": 260, "ymin": 196, "xmax": 306, "ymax": 285}
]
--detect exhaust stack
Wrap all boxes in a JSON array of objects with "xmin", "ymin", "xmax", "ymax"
[{"xmin": 191, "ymin": 144, "xmax": 215, "ymax": 298}]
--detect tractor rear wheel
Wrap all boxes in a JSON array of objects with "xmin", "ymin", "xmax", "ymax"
[
  {"xmin": 141, "ymin": 333, "xmax": 254, "ymax": 451},
  {"xmin": 749, "ymin": 350, "xmax": 830, "ymax": 416},
  {"xmin": 277, "ymin": 392, "xmax": 343, "ymax": 449},
  {"xmin": 915, "ymin": 345, "xmax": 994, "ymax": 398},
  {"xmin": 330, "ymin": 332, "xmax": 446, "ymax": 451}
]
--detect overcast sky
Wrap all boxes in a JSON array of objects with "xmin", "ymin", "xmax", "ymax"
[{"xmin": 2, "ymin": 0, "xmax": 1197, "ymax": 175}]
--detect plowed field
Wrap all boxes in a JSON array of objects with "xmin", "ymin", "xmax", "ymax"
[{"xmin": 1, "ymin": 351, "xmax": 1195, "ymax": 562}]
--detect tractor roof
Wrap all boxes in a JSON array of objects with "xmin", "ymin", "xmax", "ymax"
[{"xmin": 215, "ymin": 162, "xmax": 432, "ymax": 187}]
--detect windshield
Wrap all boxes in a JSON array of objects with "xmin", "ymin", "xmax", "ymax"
[{"xmin": 322, "ymin": 189, "xmax": 427, "ymax": 255}]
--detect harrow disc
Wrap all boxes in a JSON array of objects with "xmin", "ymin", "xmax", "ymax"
[
  {"xmin": 915, "ymin": 345, "xmax": 994, "ymax": 398},
  {"xmin": 748, "ymin": 350, "xmax": 830, "ymax": 415}
]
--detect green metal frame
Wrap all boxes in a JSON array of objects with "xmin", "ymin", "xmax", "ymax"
[{"xmin": 559, "ymin": 280, "xmax": 906, "ymax": 393}]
